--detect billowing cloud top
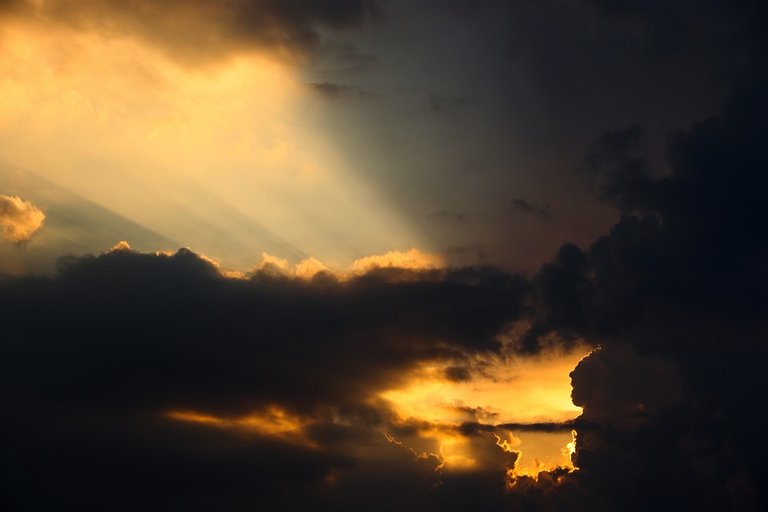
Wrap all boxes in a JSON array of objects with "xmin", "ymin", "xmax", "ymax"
[{"xmin": 0, "ymin": 194, "xmax": 45, "ymax": 243}]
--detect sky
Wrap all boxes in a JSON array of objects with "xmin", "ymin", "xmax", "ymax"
[{"xmin": 1, "ymin": 1, "xmax": 767, "ymax": 510}]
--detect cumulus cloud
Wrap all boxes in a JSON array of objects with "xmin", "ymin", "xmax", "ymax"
[
  {"xmin": 0, "ymin": 194, "xmax": 45, "ymax": 243},
  {"xmin": 249, "ymin": 250, "xmax": 443, "ymax": 280},
  {"xmin": 516, "ymin": 84, "xmax": 768, "ymax": 510},
  {"xmin": 109, "ymin": 240, "xmax": 132, "ymax": 252},
  {"xmin": 349, "ymin": 248, "xmax": 444, "ymax": 274}
]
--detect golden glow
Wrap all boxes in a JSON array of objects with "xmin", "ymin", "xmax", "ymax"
[
  {"xmin": 166, "ymin": 410, "xmax": 224, "ymax": 426},
  {"xmin": 165, "ymin": 406, "xmax": 315, "ymax": 447},
  {"xmin": 109, "ymin": 240, "xmax": 132, "ymax": 252},
  {"xmin": 294, "ymin": 257, "xmax": 331, "ymax": 279},
  {"xmin": 508, "ymin": 431, "xmax": 576, "ymax": 477},
  {"xmin": 250, "ymin": 248, "xmax": 444, "ymax": 279},
  {"xmin": 565, "ymin": 429, "xmax": 578, "ymax": 467},
  {"xmin": 439, "ymin": 439, "xmax": 479, "ymax": 470},
  {"xmin": 494, "ymin": 431, "xmax": 522, "ymax": 453},
  {"xmin": 384, "ymin": 429, "xmax": 479, "ymax": 472},
  {"xmin": 379, "ymin": 346, "xmax": 589, "ymax": 476},
  {"xmin": 349, "ymin": 248, "xmax": 444, "ymax": 274},
  {"xmin": 379, "ymin": 348, "xmax": 587, "ymax": 425},
  {"xmin": 0, "ymin": 16, "xmax": 425, "ymax": 271}
]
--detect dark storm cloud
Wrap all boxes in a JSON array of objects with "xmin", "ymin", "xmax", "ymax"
[
  {"xmin": 16, "ymin": 0, "xmax": 381, "ymax": 62},
  {"xmin": 580, "ymin": 126, "xmax": 655, "ymax": 212},
  {"xmin": 0, "ymin": 247, "xmax": 527, "ymax": 507},
  {"xmin": 517, "ymin": 83, "xmax": 768, "ymax": 510},
  {"xmin": 517, "ymin": 0, "xmax": 765, "ymax": 87},
  {"xmin": 3, "ymin": 415, "xmax": 354, "ymax": 510},
  {"xmin": 1, "ymin": 247, "xmax": 526, "ymax": 415},
  {"xmin": 570, "ymin": 346, "xmax": 683, "ymax": 424},
  {"xmin": 529, "ymin": 87, "xmax": 768, "ymax": 353}
]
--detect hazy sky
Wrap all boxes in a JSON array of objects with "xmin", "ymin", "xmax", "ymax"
[{"xmin": 1, "ymin": 1, "xmax": 767, "ymax": 510}]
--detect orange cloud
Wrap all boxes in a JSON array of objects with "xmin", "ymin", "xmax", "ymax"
[
  {"xmin": 377, "ymin": 346, "xmax": 588, "ymax": 478},
  {"xmin": 109, "ymin": 240, "xmax": 132, "ymax": 252},
  {"xmin": 349, "ymin": 248, "xmax": 444, "ymax": 274},
  {"xmin": 249, "ymin": 249, "xmax": 442, "ymax": 280},
  {"xmin": 0, "ymin": 194, "xmax": 45, "ymax": 243},
  {"xmin": 166, "ymin": 406, "xmax": 315, "ymax": 447}
]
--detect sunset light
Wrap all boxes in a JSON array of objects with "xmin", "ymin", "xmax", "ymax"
[{"xmin": 1, "ymin": 1, "xmax": 765, "ymax": 510}]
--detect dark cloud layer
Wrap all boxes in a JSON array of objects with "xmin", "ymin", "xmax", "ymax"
[
  {"xmin": 0, "ymin": 248, "xmax": 527, "ymax": 509},
  {"xmin": 2, "ymin": 249, "xmax": 526, "ymax": 414},
  {"xmin": 518, "ymin": 83, "xmax": 768, "ymax": 510}
]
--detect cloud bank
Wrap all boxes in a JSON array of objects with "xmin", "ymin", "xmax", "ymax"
[{"xmin": 0, "ymin": 246, "xmax": 533, "ymax": 508}]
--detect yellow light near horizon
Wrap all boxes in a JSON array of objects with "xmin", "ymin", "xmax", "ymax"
[
  {"xmin": 379, "ymin": 347, "xmax": 587, "ymax": 425},
  {"xmin": 166, "ymin": 406, "xmax": 315, "ymax": 447},
  {"xmin": 378, "ymin": 347, "xmax": 588, "ymax": 476}
]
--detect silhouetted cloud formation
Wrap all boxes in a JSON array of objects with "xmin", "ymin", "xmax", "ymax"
[
  {"xmin": 0, "ymin": 247, "xmax": 528, "ymax": 508},
  {"xmin": 518, "ymin": 84, "xmax": 768, "ymax": 511}
]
